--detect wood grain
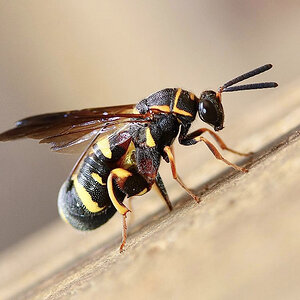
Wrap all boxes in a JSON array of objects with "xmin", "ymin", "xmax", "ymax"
[{"xmin": 0, "ymin": 84, "xmax": 300, "ymax": 300}]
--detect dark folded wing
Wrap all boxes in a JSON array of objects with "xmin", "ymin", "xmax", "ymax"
[{"xmin": 0, "ymin": 104, "xmax": 148, "ymax": 153}]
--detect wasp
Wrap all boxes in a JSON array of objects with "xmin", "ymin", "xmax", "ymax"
[{"xmin": 0, "ymin": 64, "xmax": 277, "ymax": 252}]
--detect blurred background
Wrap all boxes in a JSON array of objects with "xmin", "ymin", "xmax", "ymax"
[{"xmin": 0, "ymin": 0, "xmax": 299, "ymax": 251}]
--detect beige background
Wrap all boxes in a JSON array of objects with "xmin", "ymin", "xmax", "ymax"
[{"xmin": 0, "ymin": 0, "xmax": 299, "ymax": 251}]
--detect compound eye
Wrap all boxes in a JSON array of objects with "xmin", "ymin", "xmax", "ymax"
[{"xmin": 199, "ymin": 100, "xmax": 219, "ymax": 124}]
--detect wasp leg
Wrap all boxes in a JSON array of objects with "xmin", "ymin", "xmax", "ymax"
[
  {"xmin": 107, "ymin": 168, "xmax": 150, "ymax": 252},
  {"xmin": 153, "ymin": 172, "xmax": 173, "ymax": 211},
  {"xmin": 120, "ymin": 214, "xmax": 128, "ymax": 253},
  {"xmin": 127, "ymin": 197, "xmax": 135, "ymax": 226},
  {"xmin": 180, "ymin": 128, "xmax": 252, "ymax": 156},
  {"xmin": 179, "ymin": 135, "xmax": 248, "ymax": 173},
  {"xmin": 164, "ymin": 146, "xmax": 200, "ymax": 203},
  {"xmin": 107, "ymin": 169, "xmax": 131, "ymax": 215},
  {"xmin": 107, "ymin": 169, "xmax": 130, "ymax": 252}
]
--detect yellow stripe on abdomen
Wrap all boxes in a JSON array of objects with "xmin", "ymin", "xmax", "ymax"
[
  {"xmin": 96, "ymin": 137, "xmax": 112, "ymax": 159},
  {"xmin": 58, "ymin": 207, "xmax": 70, "ymax": 224},
  {"xmin": 73, "ymin": 176, "xmax": 105, "ymax": 213},
  {"xmin": 91, "ymin": 173, "xmax": 106, "ymax": 185}
]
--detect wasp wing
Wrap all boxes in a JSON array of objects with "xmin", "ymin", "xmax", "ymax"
[
  {"xmin": 0, "ymin": 104, "xmax": 137, "ymax": 140},
  {"xmin": 49, "ymin": 121, "xmax": 136, "ymax": 153},
  {"xmin": 0, "ymin": 104, "xmax": 148, "ymax": 153},
  {"xmin": 67, "ymin": 122, "xmax": 135, "ymax": 178}
]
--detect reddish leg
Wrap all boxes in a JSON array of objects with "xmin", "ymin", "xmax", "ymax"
[
  {"xmin": 107, "ymin": 168, "xmax": 149, "ymax": 252},
  {"xmin": 164, "ymin": 146, "xmax": 200, "ymax": 203},
  {"xmin": 120, "ymin": 213, "xmax": 128, "ymax": 253},
  {"xmin": 180, "ymin": 127, "xmax": 252, "ymax": 156}
]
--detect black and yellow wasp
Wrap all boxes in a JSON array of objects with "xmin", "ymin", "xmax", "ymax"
[{"xmin": 0, "ymin": 64, "xmax": 277, "ymax": 251}]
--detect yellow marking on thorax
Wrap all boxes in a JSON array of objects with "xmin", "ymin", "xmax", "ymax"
[
  {"xmin": 150, "ymin": 105, "xmax": 170, "ymax": 113},
  {"xmin": 173, "ymin": 88, "xmax": 193, "ymax": 117},
  {"xmin": 91, "ymin": 173, "xmax": 106, "ymax": 185},
  {"xmin": 96, "ymin": 137, "xmax": 112, "ymax": 159},
  {"xmin": 189, "ymin": 92, "xmax": 195, "ymax": 100},
  {"xmin": 122, "ymin": 141, "xmax": 136, "ymax": 170},
  {"xmin": 145, "ymin": 127, "xmax": 156, "ymax": 147},
  {"xmin": 73, "ymin": 175, "xmax": 104, "ymax": 213}
]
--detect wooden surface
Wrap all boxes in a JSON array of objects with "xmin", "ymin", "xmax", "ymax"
[{"xmin": 0, "ymin": 84, "xmax": 300, "ymax": 300}]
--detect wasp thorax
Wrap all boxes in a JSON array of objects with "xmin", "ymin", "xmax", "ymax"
[{"xmin": 198, "ymin": 90, "xmax": 224, "ymax": 131}]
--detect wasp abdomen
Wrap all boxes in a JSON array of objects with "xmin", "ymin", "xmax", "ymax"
[
  {"xmin": 57, "ymin": 179, "xmax": 120, "ymax": 231},
  {"xmin": 57, "ymin": 131, "xmax": 138, "ymax": 231},
  {"xmin": 58, "ymin": 147, "xmax": 127, "ymax": 231}
]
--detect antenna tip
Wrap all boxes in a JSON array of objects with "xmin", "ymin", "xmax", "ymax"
[{"xmin": 265, "ymin": 64, "xmax": 273, "ymax": 70}]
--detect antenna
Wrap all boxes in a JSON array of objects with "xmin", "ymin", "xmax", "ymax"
[{"xmin": 219, "ymin": 64, "xmax": 278, "ymax": 93}]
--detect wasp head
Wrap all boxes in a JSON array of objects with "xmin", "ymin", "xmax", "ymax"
[{"xmin": 198, "ymin": 90, "xmax": 224, "ymax": 131}]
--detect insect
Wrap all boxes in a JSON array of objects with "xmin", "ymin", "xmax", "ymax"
[{"xmin": 0, "ymin": 64, "xmax": 277, "ymax": 252}]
